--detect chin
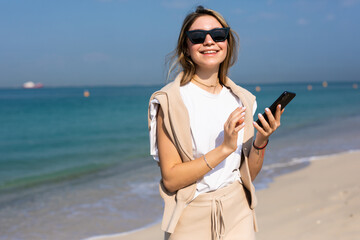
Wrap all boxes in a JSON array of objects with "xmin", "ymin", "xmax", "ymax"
[{"xmin": 197, "ymin": 61, "xmax": 223, "ymax": 70}]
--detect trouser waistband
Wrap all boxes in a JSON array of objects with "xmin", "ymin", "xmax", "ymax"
[
  {"xmin": 192, "ymin": 180, "xmax": 243, "ymax": 204},
  {"xmin": 192, "ymin": 181, "xmax": 243, "ymax": 240}
]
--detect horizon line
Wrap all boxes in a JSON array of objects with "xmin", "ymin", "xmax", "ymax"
[{"xmin": 0, "ymin": 80, "xmax": 358, "ymax": 90}]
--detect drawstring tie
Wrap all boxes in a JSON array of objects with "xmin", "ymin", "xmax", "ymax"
[{"xmin": 211, "ymin": 197, "xmax": 225, "ymax": 240}]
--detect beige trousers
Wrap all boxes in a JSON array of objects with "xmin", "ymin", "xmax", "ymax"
[{"xmin": 165, "ymin": 181, "xmax": 255, "ymax": 240}]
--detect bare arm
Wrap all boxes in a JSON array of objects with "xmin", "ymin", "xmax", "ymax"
[
  {"xmin": 157, "ymin": 106, "xmax": 247, "ymax": 193},
  {"xmin": 248, "ymin": 104, "xmax": 284, "ymax": 181}
]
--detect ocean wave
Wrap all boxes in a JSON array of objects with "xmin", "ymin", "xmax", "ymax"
[
  {"xmin": 82, "ymin": 220, "xmax": 161, "ymax": 240},
  {"xmin": 262, "ymin": 149, "xmax": 360, "ymax": 171},
  {"xmin": 0, "ymin": 163, "xmax": 110, "ymax": 193}
]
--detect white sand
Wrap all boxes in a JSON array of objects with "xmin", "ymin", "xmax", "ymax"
[{"xmin": 87, "ymin": 151, "xmax": 360, "ymax": 240}]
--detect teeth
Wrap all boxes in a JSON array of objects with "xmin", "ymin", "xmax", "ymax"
[{"xmin": 203, "ymin": 50, "xmax": 216, "ymax": 54}]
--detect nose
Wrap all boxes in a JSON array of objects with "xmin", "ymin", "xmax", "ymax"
[{"xmin": 203, "ymin": 33, "xmax": 215, "ymax": 45}]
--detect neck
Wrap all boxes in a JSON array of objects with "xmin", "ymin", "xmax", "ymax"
[
  {"xmin": 191, "ymin": 69, "xmax": 221, "ymax": 94},
  {"xmin": 195, "ymin": 68, "xmax": 219, "ymax": 84}
]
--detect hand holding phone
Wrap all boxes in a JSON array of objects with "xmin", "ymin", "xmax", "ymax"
[{"xmin": 256, "ymin": 91, "xmax": 296, "ymax": 128}]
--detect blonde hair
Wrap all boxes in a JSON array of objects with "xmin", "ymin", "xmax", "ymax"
[{"xmin": 167, "ymin": 6, "xmax": 239, "ymax": 85}]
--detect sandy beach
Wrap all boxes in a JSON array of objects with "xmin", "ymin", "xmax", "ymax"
[{"xmin": 86, "ymin": 150, "xmax": 360, "ymax": 240}]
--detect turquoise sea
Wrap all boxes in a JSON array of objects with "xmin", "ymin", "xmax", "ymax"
[{"xmin": 0, "ymin": 82, "xmax": 359, "ymax": 240}]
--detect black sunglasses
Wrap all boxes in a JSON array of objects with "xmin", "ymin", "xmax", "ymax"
[{"xmin": 186, "ymin": 27, "xmax": 230, "ymax": 44}]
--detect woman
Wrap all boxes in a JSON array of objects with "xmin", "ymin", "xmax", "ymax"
[{"xmin": 148, "ymin": 6, "xmax": 283, "ymax": 240}]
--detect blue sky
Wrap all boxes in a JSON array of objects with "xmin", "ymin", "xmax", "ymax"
[{"xmin": 1, "ymin": 0, "xmax": 359, "ymax": 87}]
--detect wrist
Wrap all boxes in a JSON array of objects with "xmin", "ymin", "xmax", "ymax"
[
  {"xmin": 219, "ymin": 144, "xmax": 235, "ymax": 157},
  {"xmin": 253, "ymin": 139, "xmax": 269, "ymax": 150},
  {"xmin": 254, "ymin": 134, "xmax": 269, "ymax": 149}
]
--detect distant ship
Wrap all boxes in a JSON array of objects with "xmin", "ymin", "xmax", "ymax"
[{"xmin": 22, "ymin": 81, "xmax": 44, "ymax": 89}]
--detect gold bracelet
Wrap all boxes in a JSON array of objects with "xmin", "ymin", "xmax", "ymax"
[{"xmin": 203, "ymin": 154, "xmax": 214, "ymax": 170}]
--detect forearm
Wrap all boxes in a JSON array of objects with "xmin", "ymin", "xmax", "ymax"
[
  {"xmin": 161, "ymin": 144, "xmax": 233, "ymax": 193},
  {"xmin": 248, "ymin": 134, "xmax": 268, "ymax": 181},
  {"xmin": 158, "ymin": 106, "xmax": 246, "ymax": 193}
]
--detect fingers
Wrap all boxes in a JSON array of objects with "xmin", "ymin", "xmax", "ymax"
[
  {"xmin": 234, "ymin": 111, "xmax": 246, "ymax": 129},
  {"xmin": 223, "ymin": 107, "xmax": 246, "ymax": 153},
  {"xmin": 253, "ymin": 120, "xmax": 267, "ymax": 136},
  {"xmin": 266, "ymin": 106, "xmax": 280, "ymax": 129},
  {"xmin": 267, "ymin": 104, "xmax": 282, "ymax": 127},
  {"xmin": 229, "ymin": 106, "xmax": 246, "ymax": 119},
  {"xmin": 254, "ymin": 105, "xmax": 282, "ymax": 137},
  {"xmin": 254, "ymin": 112, "xmax": 271, "ymax": 136},
  {"xmin": 234, "ymin": 118, "xmax": 245, "ymax": 132},
  {"xmin": 225, "ymin": 107, "xmax": 246, "ymax": 133},
  {"xmin": 274, "ymin": 104, "xmax": 282, "ymax": 122}
]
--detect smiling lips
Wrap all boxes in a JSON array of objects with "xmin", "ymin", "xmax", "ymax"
[{"xmin": 201, "ymin": 50, "xmax": 219, "ymax": 54}]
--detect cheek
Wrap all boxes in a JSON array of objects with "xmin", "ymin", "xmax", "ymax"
[
  {"xmin": 186, "ymin": 41, "xmax": 197, "ymax": 57},
  {"xmin": 219, "ymin": 42, "xmax": 228, "ymax": 62},
  {"xmin": 220, "ymin": 41, "xmax": 228, "ymax": 55},
  {"xmin": 189, "ymin": 46, "xmax": 197, "ymax": 56}
]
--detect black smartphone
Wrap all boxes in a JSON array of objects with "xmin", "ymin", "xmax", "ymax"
[{"xmin": 256, "ymin": 91, "xmax": 296, "ymax": 128}]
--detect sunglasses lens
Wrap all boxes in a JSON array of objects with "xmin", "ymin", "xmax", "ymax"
[
  {"xmin": 188, "ymin": 31, "xmax": 206, "ymax": 44},
  {"xmin": 187, "ymin": 28, "xmax": 229, "ymax": 44},
  {"xmin": 211, "ymin": 29, "xmax": 228, "ymax": 42}
]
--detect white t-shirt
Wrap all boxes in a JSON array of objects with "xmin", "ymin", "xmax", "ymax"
[{"xmin": 149, "ymin": 82, "xmax": 257, "ymax": 198}]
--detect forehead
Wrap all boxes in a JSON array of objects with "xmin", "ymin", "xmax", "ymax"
[{"xmin": 189, "ymin": 15, "xmax": 223, "ymax": 31}]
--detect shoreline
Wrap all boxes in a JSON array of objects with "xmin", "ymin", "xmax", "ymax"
[{"xmin": 83, "ymin": 149, "xmax": 360, "ymax": 240}]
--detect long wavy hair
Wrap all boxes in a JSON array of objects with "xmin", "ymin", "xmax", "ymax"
[{"xmin": 167, "ymin": 6, "xmax": 239, "ymax": 85}]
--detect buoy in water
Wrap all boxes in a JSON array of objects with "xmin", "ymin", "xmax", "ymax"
[
  {"xmin": 322, "ymin": 81, "xmax": 328, "ymax": 88},
  {"xmin": 84, "ymin": 90, "xmax": 90, "ymax": 97},
  {"xmin": 353, "ymin": 83, "xmax": 358, "ymax": 89},
  {"xmin": 307, "ymin": 84, "xmax": 313, "ymax": 91},
  {"xmin": 255, "ymin": 86, "xmax": 261, "ymax": 92}
]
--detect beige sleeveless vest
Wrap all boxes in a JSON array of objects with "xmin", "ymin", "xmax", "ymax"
[{"xmin": 148, "ymin": 73, "xmax": 258, "ymax": 233}]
